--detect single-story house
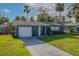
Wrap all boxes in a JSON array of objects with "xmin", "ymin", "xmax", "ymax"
[
  {"xmin": 12, "ymin": 20, "xmax": 79, "ymax": 37},
  {"xmin": 12, "ymin": 20, "xmax": 49, "ymax": 37},
  {"xmin": 0, "ymin": 24, "xmax": 8, "ymax": 34}
]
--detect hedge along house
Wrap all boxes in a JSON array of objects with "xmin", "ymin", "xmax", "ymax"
[{"xmin": 12, "ymin": 20, "xmax": 49, "ymax": 38}]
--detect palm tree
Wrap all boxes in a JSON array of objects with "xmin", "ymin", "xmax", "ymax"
[
  {"xmin": 24, "ymin": 5, "xmax": 30, "ymax": 20},
  {"xmin": 56, "ymin": 3, "xmax": 64, "ymax": 23}
]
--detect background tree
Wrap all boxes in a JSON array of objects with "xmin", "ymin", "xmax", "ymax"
[
  {"xmin": 21, "ymin": 16, "xmax": 26, "ymax": 21},
  {"xmin": 52, "ymin": 16, "xmax": 60, "ymax": 23},
  {"xmin": 67, "ymin": 10, "xmax": 72, "ymax": 18},
  {"xmin": 0, "ymin": 16, "xmax": 9, "ymax": 24},
  {"xmin": 56, "ymin": 3, "xmax": 64, "ymax": 23},
  {"xmin": 76, "ymin": 12, "xmax": 79, "ymax": 22},
  {"xmin": 68, "ymin": 3, "xmax": 79, "ymax": 22},
  {"xmin": 24, "ymin": 5, "xmax": 30, "ymax": 20},
  {"xmin": 4, "ymin": 17, "xmax": 10, "ymax": 23},
  {"xmin": 37, "ymin": 7, "xmax": 49, "ymax": 22},
  {"xmin": 30, "ymin": 16, "xmax": 35, "ymax": 22},
  {"xmin": 47, "ymin": 16, "xmax": 54, "ymax": 22},
  {"xmin": 0, "ymin": 17, "xmax": 5, "ymax": 24},
  {"xmin": 67, "ymin": 10, "xmax": 74, "ymax": 23},
  {"xmin": 62, "ymin": 16, "xmax": 65, "ymax": 23},
  {"xmin": 0, "ymin": 16, "xmax": 11, "ymax": 34},
  {"xmin": 15, "ymin": 16, "xmax": 21, "ymax": 20}
]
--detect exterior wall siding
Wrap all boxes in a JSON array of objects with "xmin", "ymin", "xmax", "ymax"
[
  {"xmin": 41, "ymin": 26, "xmax": 46, "ymax": 35},
  {"xmin": 16, "ymin": 26, "xmax": 19, "ymax": 37},
  {"xmin": 14, "ymin": 25, "xmax": 48, "ymax": 37},
  {"xmin": 32, "ymin": 26, "xmax": 38, "ymax": 36},
  {"xmin": 60, "ymin": 26, "xmax": 64, "ymax": 33},
  {"xmin": 13, "ymin": 23, "xmax": 79, "ymax": 38},
  {"xmin": 51, "ymin": 25, "xmax": 63, "ymax": 34}
]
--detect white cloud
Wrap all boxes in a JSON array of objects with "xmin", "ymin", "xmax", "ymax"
[
  {"xmin": 25, "ymin": 3, "xmax": 55, "ymax": 11},
  {"xmin": 25, "ymin": 3, "xmax": 69, "ymax": 16},
  {"xmin": 3, "ymin": 9, "xmax": 10, "ymax": 14}
]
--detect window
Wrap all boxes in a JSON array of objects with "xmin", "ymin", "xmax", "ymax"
[{"xmin": 51, "ymin": 26, "xmax": 60, "ymax": 31}]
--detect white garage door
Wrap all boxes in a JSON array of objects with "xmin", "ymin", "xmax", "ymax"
[{"xmin": 18, "ymin": 27, "xmax": 32, "ymax": 37}]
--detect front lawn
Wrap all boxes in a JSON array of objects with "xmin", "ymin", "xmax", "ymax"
[
  {"xmin": 39, "ymin": 33, "xmax": 79, "ymax": 56},
  {"xmin": 0, "ymin": 35, "xmax": 31, "ymax": 56}
]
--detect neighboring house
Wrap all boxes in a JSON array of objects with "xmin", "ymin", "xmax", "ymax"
[
  {"xmin": 12, "ymin": 20, "xmax": 49, "ymax": 37},
  {"xmin": 63, "ymin": 23, "xmax": 79, "ymax": 33},
  {"xmin": 47, "ymin": 22, "xmax": 79, "ymax": 34},
  {"xmin": 0, "ymin": 24, "xmax": 8, "ymax": 34}
]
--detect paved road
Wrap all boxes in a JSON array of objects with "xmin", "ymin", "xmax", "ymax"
[{"xmin": 20, "ymin": 37, "xmax": 72, "ymax": 56}]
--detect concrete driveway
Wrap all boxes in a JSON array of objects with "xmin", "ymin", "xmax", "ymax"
[{"xmin": 20, "ymin": 37, "xmax": 72, "ymax": 56}]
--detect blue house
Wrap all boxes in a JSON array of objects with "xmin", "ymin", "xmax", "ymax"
[
  {"xmin": 12, "ymin": 20, "xmax": 49, "ymax": 37},
  {"xmin": 12, "ymin": 20, "xmax": 79, "ymax": 38}
]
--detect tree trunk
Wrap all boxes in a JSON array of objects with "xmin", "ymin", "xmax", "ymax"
[{"xmin": 27, "ymin": 13, "xmax": 28, "ymax": 20}]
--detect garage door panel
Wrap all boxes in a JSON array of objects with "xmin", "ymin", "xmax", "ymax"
[{"xmin": 19, "ymin": 27, "xmax": 32, "ymax": 37}]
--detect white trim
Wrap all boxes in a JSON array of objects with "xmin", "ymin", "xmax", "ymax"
[
  {"xmin": 45, "ymin": 27, "xmax": 47, "ymax": 35},
  {"xmin": 38, "ymin": 26, "xmax": 41, "ymax": 36}
]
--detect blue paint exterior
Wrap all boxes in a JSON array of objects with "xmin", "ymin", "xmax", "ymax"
[
  {"xmin": 13, "ymin": 23, "xmax": 79, "ymax": 38},
  {"xmin": 13, "ymin": 25, "xmax": 48, "ymax": 37},
  {"xmin": 16, "ymin": 26, "xmax": 19, "ymax": 37},
  {"xmin": 60, "ymin": 25, "xmax": 64, "ymax": 33},
  {"xmin": 51, "ymin": 25, "xmax": 64, "ymax": 34},
  {"xmin": 41, "ymin": 26, "xmax": 45, "ymax": 35},
  {"xmin": 32, "ymin": 26, "xmax": 38, "ymax": 36}
]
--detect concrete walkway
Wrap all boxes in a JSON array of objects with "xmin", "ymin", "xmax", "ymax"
[{"xmin": 20, "ymin": 37, "xmax": 72, "ymax": 56}]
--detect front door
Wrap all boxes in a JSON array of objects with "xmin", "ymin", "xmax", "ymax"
[{"xmin": 41, "ymin": 26, "xmax": 45, "ymax": 35}]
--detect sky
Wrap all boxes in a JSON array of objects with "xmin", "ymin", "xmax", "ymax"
[{"xmin": 0, "ymin": 3, "xmax": 71, "ymax": 21}]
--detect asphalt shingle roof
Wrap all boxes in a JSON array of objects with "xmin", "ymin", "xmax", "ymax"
[
  {"xmin": 12, "ymin": 20, "xmax": 79, "ymax": 27},
  {"xmin": 12, "ymin": 20, "xmax": 49, "ymax": 26}
]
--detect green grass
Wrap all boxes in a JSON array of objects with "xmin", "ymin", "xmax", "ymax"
[
  {"xmin": 0, "ymin": 35, "xmax": 31, "ymax": 56},
  {"xmin": 39, "ymin": 33, "xmax": 79, "ymax": 56}
]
